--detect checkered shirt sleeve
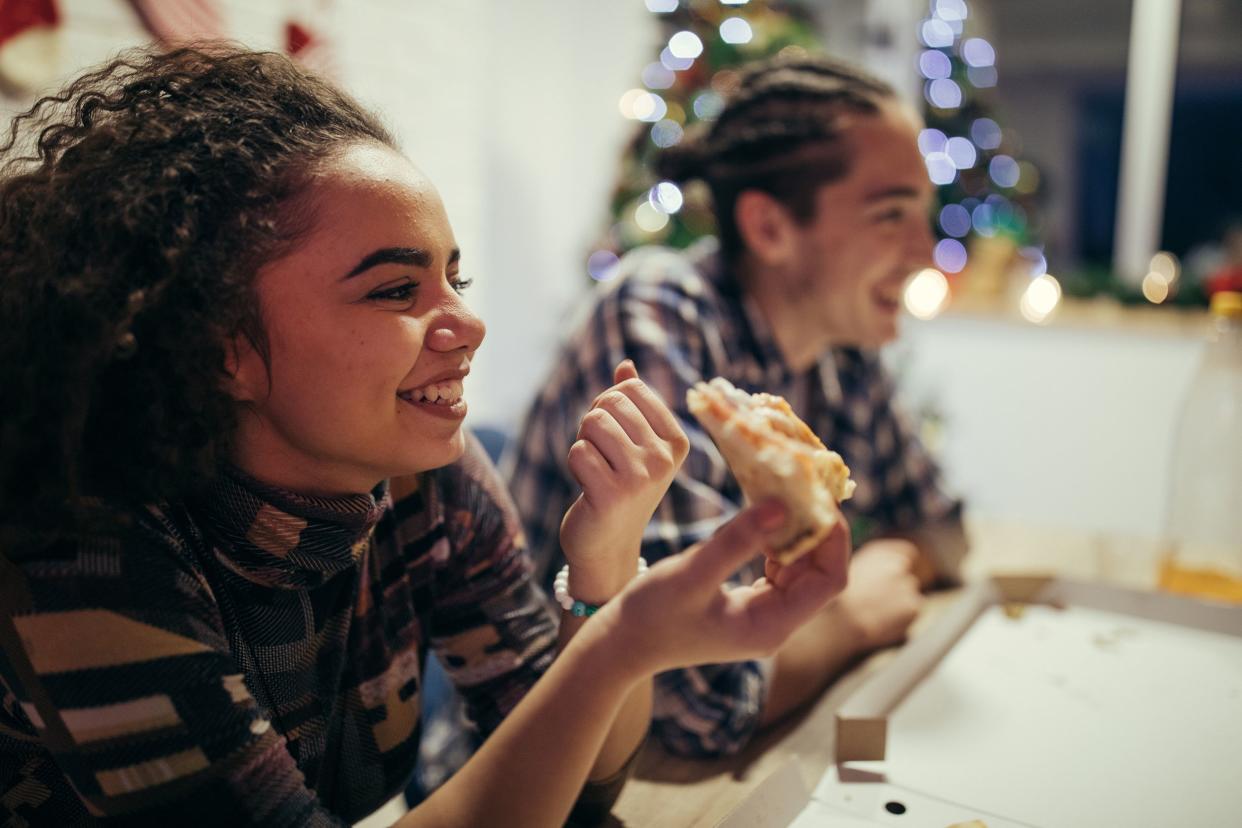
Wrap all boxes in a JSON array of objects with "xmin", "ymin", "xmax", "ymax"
[{"xmin": 509, "ymin": 254, "xmax": 767, "ymax": 757}]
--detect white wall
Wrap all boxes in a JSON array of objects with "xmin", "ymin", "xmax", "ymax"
[
  {"xmin": 893, "ymin": 314, "xmax": 1204, "ymax": 539},
  {"xmin": 1, "ymin": 0, "xmax": 653, "ymax": 427}
]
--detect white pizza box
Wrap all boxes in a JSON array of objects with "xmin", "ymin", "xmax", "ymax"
[
  {"xmin": 719, "ymin": 576, "xmax": 1242, "ymax": 828},
  {"xmin": 715, "ymin": 757, "xmax": 1028, "ymax": 828}
]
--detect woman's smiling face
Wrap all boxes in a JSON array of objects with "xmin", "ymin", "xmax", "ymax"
[{"xmin": 227, "ymin": 142, "xmax": 485, "ymax": 495}]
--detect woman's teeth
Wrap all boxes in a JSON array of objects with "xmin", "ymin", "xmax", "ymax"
[{"xmin": 400, "ymin": 379, "xmax": 464, "ymax": 405}]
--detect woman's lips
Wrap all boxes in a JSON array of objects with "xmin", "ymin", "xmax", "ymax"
[{"xmin": 399, "ymin": 395, "xmax": 467, "ymax": 420}]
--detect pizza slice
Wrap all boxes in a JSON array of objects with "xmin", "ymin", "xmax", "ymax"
[{"xmin": 687, "ymin": 377, "xmax": 855, "ymax": 564}]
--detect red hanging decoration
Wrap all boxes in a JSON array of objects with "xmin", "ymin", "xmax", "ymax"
[{"xmin": 0, "ymin": 0, "xmax": 61, "ymax": 96}]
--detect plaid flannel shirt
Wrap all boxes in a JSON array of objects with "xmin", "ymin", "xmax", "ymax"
[
  {"xmin": 0, "ymin": 435, "xmax": 562, "ymax": 825},
  {"xmin": 507, "ymin": 239, "xmax": 962, "ymax": 758}
]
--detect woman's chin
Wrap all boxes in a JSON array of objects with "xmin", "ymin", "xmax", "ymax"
[{"xmin": 390, "ymin": 430, "xmax": 467, "ymax": 477}]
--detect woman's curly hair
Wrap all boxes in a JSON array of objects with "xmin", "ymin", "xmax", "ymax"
[{"xmin": 0, "ymin": 45, "xmax": 394, "ymax": 531}]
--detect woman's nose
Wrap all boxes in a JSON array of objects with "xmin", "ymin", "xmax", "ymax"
[{"xmin": 426, "ymin": 305, "xmax": 486, "ymax": 354}]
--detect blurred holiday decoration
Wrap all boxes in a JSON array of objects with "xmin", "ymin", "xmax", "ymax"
[
  {"xmin": 1203, "ymin": 222, "xmax": 1242, "ymax": 298},
  {"xmin": 285, "ymin": 0, "xmax": 338, "ymax": 79},
  {"xmin": 920, "ymin": 1, "xmax": 1215, "ymax": 311},
  {"xmin": 0, "ymin": 0, "xmax": 60, "ymax": 97},
  {"xmin": 127, "ymin": 0, "xmax": 226, "ymax": 46},
  {"xmin": 588, "ymin": 0, "xmax": 821, "ymax": 279},
  {"xmin": 914, "ymin": 0, "xmax": 1049, "ymax": 308}
]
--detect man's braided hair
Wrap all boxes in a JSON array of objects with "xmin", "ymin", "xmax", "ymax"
[
  {"xmin": 0, "ymin": 45, "xmax": 394, "ymax": 533},
  {"xmin": 656, "ymin": 54, "xmax": 896, "ymax": 259}
]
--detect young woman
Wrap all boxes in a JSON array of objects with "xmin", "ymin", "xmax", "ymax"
[{"xmin": 0, "ymin": 47, "xmax": 849, "ymax": 827}]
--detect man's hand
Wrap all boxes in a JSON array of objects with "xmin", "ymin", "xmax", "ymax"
[
  {"xmin": 832, "ymin": 539, "xmax": 925, "ymax": 651},
  {"xmin": 559, "ymin": 360, "xmax": 689, "ymax": 603},
  {"xmin": 756, "ymin": 536, "xmax": 921, "ymax": 726}
]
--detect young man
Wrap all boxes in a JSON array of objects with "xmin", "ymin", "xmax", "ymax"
[{"xmin": 507, "ymin": 54, "xmax": 968, "ymax": 757}]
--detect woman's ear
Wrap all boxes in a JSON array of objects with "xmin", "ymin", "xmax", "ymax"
[
  {"xmin": 221, "ymin": 334, "xmax": 267, "ymax": 404},
  {"xmin": 734, "ymin": 189, "xmax": 799, "ymax": 268}
]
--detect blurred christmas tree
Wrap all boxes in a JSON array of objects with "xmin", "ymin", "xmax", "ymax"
[
  {"xmin": 913, "ymin": 0, "xmax": 1049, "ymax": 302},
  {"xmin": 916, "ymin": 0, "xmax": 1200, "ymax": 309},
  {"xmin": 586, "ymin": 0, "xmax": 821, "ymax": 281}
]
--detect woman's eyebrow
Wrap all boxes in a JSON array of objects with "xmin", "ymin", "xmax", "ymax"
[{"xmin": 341, "ymin": 247, "xmax": 432, "ymax": 280}]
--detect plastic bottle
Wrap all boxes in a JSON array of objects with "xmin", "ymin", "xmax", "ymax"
[{"xmin": 1160, "ymin": 291, "xmax": 1242, "ymax": 602}]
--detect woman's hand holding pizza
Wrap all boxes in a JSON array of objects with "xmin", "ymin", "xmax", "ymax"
[{"xmin": 559, "ymin": 360, "xmax": 689, "ymax": 604}]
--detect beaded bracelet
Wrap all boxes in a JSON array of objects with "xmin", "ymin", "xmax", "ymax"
[{"xmin": 553, "ymin": 557, "xmax": 649, "ymax": 617}]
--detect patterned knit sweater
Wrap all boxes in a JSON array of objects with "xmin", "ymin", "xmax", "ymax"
[{"xmin": 0, "ymin": 436, "xmax": 561, "ymax": 825}]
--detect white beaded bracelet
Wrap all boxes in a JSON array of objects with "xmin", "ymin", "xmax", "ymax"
[{"xmin": 553, "ymin": 557, "xmax": 649, "ymax": 617}]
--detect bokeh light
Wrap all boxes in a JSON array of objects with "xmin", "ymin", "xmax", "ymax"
[
  {"xmin": 1014, "ymin": 161, "xmax": 1040, "ymax": 194},
  {"xmin": 945, "ymin": 136, "xmax": 977, "ymax": 169},
  {"xmin": 918, "ymin": 128, "xmax": 948, "ymax": 156},
  {"xmin": 618, "ymin": 89, "xmax": 644, "ymax": 119},
  {"xmin": 904, "ymin": 268, "xmax": 951, "ymax": 320},
  {"xmin": 645, "ymin": 0, "xmax": 678, "ymax": 11},
  {"xmin": 961, "ymin": 38, "xmax": 995, "ymax": 68},
  {"xmin": 650, "ymin": 181, "xmax": 684, "ymax": 214},
  {"xmin": 933, "ymin": 238, "xmax": 968, "ymax": 273},
  {"xmin": 926, "ymin": 78, "xmax": 962, "ymax": 109},
  {"xmin": 636, "ymin": 93, "xmax": 668, "ymax": 123},
  {"xmin": 934, "ymin": 0, "xmax": 968, "ymax": 21},
  {"xmin": 970, "ymin": 118, "xmax": 1002, "ymax": 149},
  {"xmin": 587, "ymin": 250, "xmax": 619, "ymax": 281},
  {"xmin": 719, "ymin": 17, "xmax": 753, "ymax": 44},
  {"xmin": 1020, "ymin": 246, "xmax": 1048, "ymax": 277},
  {"xmin": 668, "ymin": 31, "xmax": 704, "ymax": 59},
  {"xmin": 663, "ymin": 101, "xmax": 686, "ymax": 124},
  {"xmin": 1142, "ymin": 272, "xmax": 1170, "ymax": 303},
  {"xmin": 939, "ymin": 204, "xmax": 972, "ymax": 237},
  {"xmin": 925, "ymin": 151, "xmax": 957, "ymax": 185},
  {"xmin": 1020, "ymin": 274, "xmax": 1062, "ymax": 324},
  {"xmin": 1150, "ymin": 251, "xmax": 1180, "ymax": 283},
  {"xmin": 920, "ymin": 19, "xmax": 954, "ymax": 48},
  {"xmin": 650, "ymin": 119, "xmax": 683, "ymax": 148},
  {"xmin": 634, "ymin": 201, "xmax": 670, "ymax": 233},
  {"xmin": 692, "ymin": 90, "xmax": 724, "ymax": 120},
  {"xmin": 660, "ymin": 47, "xmax": 693, "ymax": 71},
  {"xmin": 988, "ymin": 155, "xmax": 1021, "ymax": 187},
  {"xmin": 918, "ymin": 49, "xmax": 952, "ymax": 80},
  {"xmin": 971, "ymin": 203, "xmax": 996, "ymax": 236},
  {"xmin": 641, "ymin": 62, "xmax": 675, "ymax": 90}
]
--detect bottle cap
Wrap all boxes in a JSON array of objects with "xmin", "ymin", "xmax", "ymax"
[{"xmin": 1210, "ymin": 291, "xmax": 1242, "ymax": 320}]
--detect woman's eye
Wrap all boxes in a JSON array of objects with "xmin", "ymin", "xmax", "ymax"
[
  {"xmin": 366, "ymin": 280, "xmax": 418, "ymax": 307},
  {"xmin": 875, "ymin": 209, "xmax": 905, "ymax": 223},
  {"xmin": 451, "ymin": 277, "xmax": 473, "ymax": 296}
]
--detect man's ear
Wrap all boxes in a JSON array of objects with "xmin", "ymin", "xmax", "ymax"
[
  {"xmin": 221, "ymin": 334, "xmax": 267, "ymax": 404},
  {"xmin": 734, "ymin": 189, "xmax": 799, "ymax": 267}
]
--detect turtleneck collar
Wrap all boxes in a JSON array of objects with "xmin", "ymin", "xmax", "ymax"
[{"xmin": 197, "ymin": 467, "xmax": 391, "ymax": 589}]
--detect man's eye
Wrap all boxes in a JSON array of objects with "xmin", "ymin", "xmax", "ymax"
[
  {"xmin": 451, "ymin": 278, "xmax": 474, "ymax": 296},
  {"xmin": 367, "ymin": 281, "xmax": 418, "ymax": 306},
  {"xmin": 876, "ymin": 209, "xmax": 905, "ymax": 223}
]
